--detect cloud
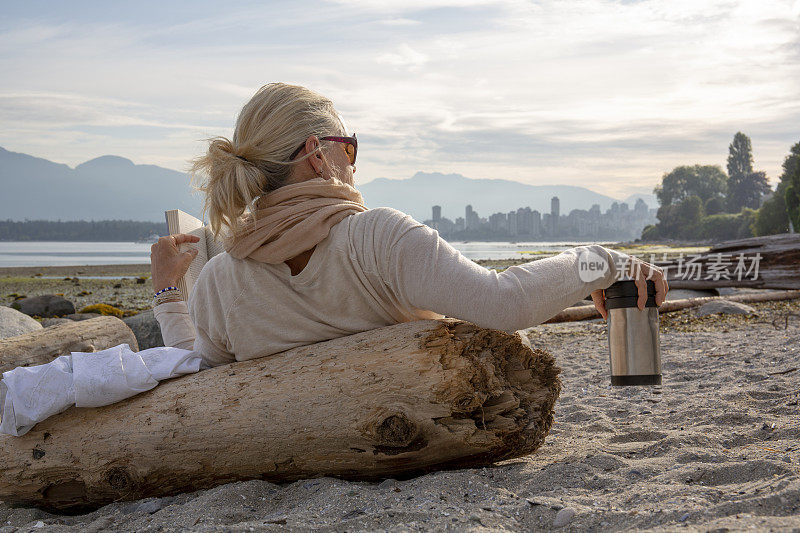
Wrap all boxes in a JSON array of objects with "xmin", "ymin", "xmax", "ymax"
[
  {"xmin": 377, "ymin": 18, "xmax": 421, "ymax": 26},
  {"xmin": 324, "ymin": 0, "xmax": 501, "ymax": 13},
  {"xmin": 0, "ymin": 0, "xmax": 797, "ymax": 199},
  {"xmin": 376, "ymin": 43, "xmax": 429, "ymax": 69},
  {"xmin": 202, "ymin": 82, "xmax": 259, "ymax": 99}
]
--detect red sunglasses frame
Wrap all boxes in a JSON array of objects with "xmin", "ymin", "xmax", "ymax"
[{"xmin": 289, "ymin": 134, "xmax": 357, "ymax": 165}]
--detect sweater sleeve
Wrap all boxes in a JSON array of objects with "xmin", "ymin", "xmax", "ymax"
[
  {"xmin": 372, "ymin": 208, "xmax": 631, "ymax": 333},
  {"xmin": 152, "ymin": 301, "xmax": 196, "ymax": 351}
]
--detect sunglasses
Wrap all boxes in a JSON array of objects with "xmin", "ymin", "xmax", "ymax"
[{"xmin": 289, "ymin": 134, "xmax": 357, "ymax": 165}]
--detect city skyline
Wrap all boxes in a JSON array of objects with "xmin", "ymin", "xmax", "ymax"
[{"xmin": 425, "ymin": 195, "xmax": 657, "ymax": 241}]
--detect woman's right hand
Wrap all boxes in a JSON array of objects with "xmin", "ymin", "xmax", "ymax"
[
  {"xmin": 590, "ymin": 256, "xmax": 669, "ymax": 319},
  {"xmin": 150, "ymin": 234, "xmax": 200, "ymax": 292}
]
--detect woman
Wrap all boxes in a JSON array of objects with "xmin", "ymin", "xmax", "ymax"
[{"xmin": 150, "ymin": 82, "xmax": 668, "ymax": 369}]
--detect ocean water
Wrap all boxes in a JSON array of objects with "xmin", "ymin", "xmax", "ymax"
[
  {"xmin": 0, "ymin": 240, "xmax": 604, "ymax": 267},
  {"xmin": 0, "ymin": 242, "xmax": 154, "ymax": 268},
  {"xmin": 451, "ymin": 241, "xmax": 611, "ymax": 261}
]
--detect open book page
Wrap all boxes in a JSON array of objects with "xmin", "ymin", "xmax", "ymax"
[
  {"xmin": 164, "ymin": 209, "xmax": 208, "ymax": 298},
  {"xmin": 204, "ymin": 225, "xmax": 227, "ymax": 259}
]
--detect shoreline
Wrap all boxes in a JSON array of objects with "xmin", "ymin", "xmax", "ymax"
[{"xmin": 0, "ymin": 263, "xmax": 152, "ymax": 278}]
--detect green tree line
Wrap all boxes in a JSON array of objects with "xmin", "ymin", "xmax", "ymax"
[
  {"xmin": 0, "ymin": 220, "xmax": 167, "ymax": 241},
  {"xmin": 642, "ymin": 132, "xmax": 799, "ymax": 242}
]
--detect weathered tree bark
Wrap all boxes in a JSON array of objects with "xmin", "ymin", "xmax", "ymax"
[
  {"xmin": 0, "ymin": 318, "xmax": 561, "ymax": 513},
  {"xmin": 655, "ymin": 233, "xmax": 800, "ymax": 289},
  {"xmin": 0, "ymin": 316, "xmax": 139, "ymax": 373},
  {"xmin": 544, "ymin": 290, "xmax": 800, "ymax": 323}
]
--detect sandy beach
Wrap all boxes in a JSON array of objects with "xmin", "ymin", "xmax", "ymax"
[{"xmin": 0, "ymin": 286, "xmax": 797, "ymax": 531}]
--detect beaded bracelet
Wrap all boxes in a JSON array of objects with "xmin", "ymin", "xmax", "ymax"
[
  {"xmin": 153, "ymin": 287, "xmax": 184, "ymax": 306},
  {"xmin": 154, "ymin": 286, "xmax": 179, "ymax": 297}
]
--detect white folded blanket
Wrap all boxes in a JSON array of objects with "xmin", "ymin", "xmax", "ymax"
[{"xmin": 0, "ymin": 344, "xmax": 207, "ymax": 437}]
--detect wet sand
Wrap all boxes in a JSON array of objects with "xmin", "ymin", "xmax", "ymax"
[{"xmin": 0, "ymin": 264, "xmax": 152, "ymax": 278}]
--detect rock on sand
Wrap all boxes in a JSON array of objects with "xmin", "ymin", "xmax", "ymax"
[
  {"xmin": 123, "ymin": 310, "xmax": 164, "ymax": 350},
  {"xmin": 0, "ymin": 306, "xmax": 43, "ymax": 339},
  {"xmin": 695, "ymin": 299, "xmax": 756, "ymax": 317},
  {"xmin": 10, "ymin": 295, "xmax": 75, "ymax": 318}
]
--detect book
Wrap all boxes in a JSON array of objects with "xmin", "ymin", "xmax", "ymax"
[{"xmin": 164, "ymin": 209, "xmax": 227, "ymax": 299}]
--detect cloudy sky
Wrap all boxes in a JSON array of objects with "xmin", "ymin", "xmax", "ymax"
[{"xmin": 1, "ymin": 0, "xmax": 798, "ymax": 198}]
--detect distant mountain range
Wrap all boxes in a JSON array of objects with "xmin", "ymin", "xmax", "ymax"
[
  {"xmin": 0, "ymin": 147, "xmax": 657, "ymax": 222},
  {"xmin": 0, "ymin": 147, "xmax": 204, "ymax": 222}
]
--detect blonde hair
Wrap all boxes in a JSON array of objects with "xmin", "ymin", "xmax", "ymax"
[{"xmin": 190, "ymin": 82, "xmax": 346, "ymax": 238}]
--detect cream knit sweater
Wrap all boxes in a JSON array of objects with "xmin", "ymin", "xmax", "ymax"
[{"xmin": 153, "ymin": 207, "xmax": 631, "ymax": 368}]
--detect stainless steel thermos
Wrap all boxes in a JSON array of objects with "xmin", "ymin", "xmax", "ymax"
[{"xmin": 605, "ymin": 279, "xmax": 662, "ymax": 386}]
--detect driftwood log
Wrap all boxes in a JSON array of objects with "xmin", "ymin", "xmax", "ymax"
[
  {"xmin": 655, "ymin": 233, "xmax": 800, "ymax": 290},
  {"xmin": 0, "ymin": 318, "xmax": 561, "ymax": 513},
  {"xmin": 545, "ymin": 290, "xmax": 800, "ymax": 323},
  {"xmin": 0, "ymin": 316, "xmax": 139, "ymax": 373}
]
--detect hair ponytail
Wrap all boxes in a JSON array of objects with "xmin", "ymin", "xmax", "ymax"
[{"xmin": 189, "ymin": 83, "xmax": 346, "ymax": 239}]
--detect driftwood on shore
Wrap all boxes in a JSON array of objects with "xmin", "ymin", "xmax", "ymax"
[
  {"xmin": 655, "ymin": 233, "xmax": 800, "ymax": 290},
  {"xmin": 0, "ymin": 316, "xmax": 139, "ymax": 373},
  {"xmin": 0, "ymin": 318, "xmax": 561, "ymax": 513},
  {"xmin": 544, "ymin": 290, "xmax": 800, "ymax": 323}
]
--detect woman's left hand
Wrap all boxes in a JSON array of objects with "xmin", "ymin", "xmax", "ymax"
[
  {"xmin": 590, "ymin": 256, "xmax": 669, "ymax": 320},
  {"xmin": 150, "ymin": 234, "xmax": 200, "ymax": 292}
]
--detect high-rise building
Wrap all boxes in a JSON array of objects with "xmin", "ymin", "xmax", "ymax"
[
  {"xmin": 551, "ymin": 197, "xmax": 560, "ymax": 218},
  {"xmin": 516, "ymin": 206, "xmax": 532, "ymax": 235},
  {"xmin": 551, "ymin": 197, "xmax": 560, "ymax": 235},
  {"xmin": 432, "ymin": 205, "xmax": 441, "ymax": 222},
  {"xmin": 507, "ymin": 210, "xmax": 517, "ymax": 236},
  {"xmin": 464, "ymin": 204, "xmax": 481, "ymax": 230},
  {"xmin": 489, "ymin": 212, "xmax": 507, "ymax": 232}
]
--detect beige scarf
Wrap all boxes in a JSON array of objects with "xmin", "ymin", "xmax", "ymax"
[{"xmin": 224, "ymin": 176, "xmax": 369, "ymax": 263}]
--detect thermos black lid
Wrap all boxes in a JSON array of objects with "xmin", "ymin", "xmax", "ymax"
[
  {"xmin": 604, "ymin": 279, "xmax": 656, "ymax": 298},
  {"xmin": 604, "ymin": 279, "xmax": 658, "ymax": 309}
]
